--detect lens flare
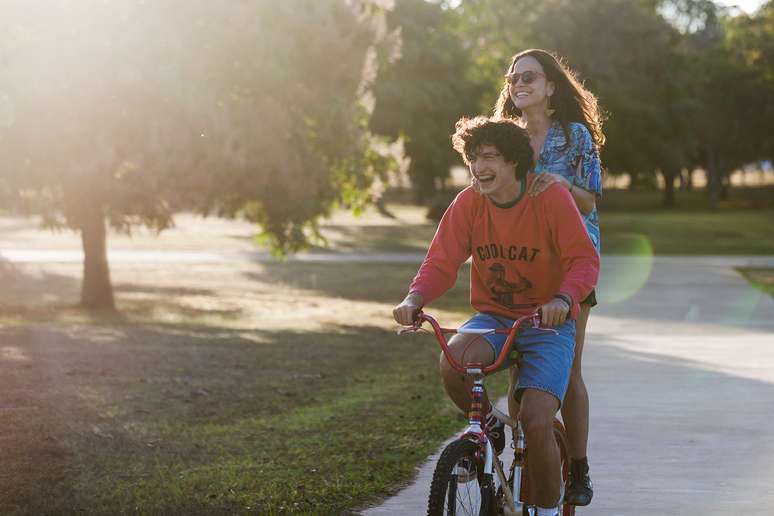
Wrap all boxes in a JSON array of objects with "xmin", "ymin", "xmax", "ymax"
[{"xmin": 598, "ymin": 234, "xmax": 654, "ymax": 304}]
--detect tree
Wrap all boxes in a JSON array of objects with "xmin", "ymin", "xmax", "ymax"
[
  {"xmin": 452, "ymin": 0, "xmax": 693, "ymax": 204},
  {"xmin": 724, "ymin": 1, "xmax": 774, "ymax": 162},
  {"xmin": 0, "ymin": 1, "xmax": 198, "ymax": 309},
  {"xmin": 0, "ymin": 1, "xmax": 397, "ymax": 309},
  {"xmin": 187, "ymin": 1, "xmax": 400, "ymax": 250},
  {"xmin": 451, "ymin": 0, "xmax": 772, "ymax": 207},
  {"xmin": 663, "ymin": 0, "xmax": 763, "ymax": 206},
  {"xmin": 370, "ymin": 0, "xmax": 482, "ymax": 203},
  {"xmin": 528, "ymin": 0, "xmax": 703, "ymax": 206}
]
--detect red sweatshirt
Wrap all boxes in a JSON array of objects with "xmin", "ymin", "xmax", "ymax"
[{"xmin": 409, "ymin": 176, "xmax": 599, "ymax": 320}]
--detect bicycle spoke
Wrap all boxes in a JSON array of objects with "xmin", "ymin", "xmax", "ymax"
[
  {"xmin": 429, "ymin": 440, "xmax": 490, "ymax": 516},
  {"xmin": 463, "ymin": 477, "xmax": 474, "ymax": 514}
]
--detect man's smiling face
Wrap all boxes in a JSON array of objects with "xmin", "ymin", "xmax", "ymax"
[{"xmin": 468, "ymin": 144, "xmax": 520, "ymax": 201}]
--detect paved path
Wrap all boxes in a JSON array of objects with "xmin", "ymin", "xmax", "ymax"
[{"xmin": 363, "ymin": 256, "xmax": 774, "ymax": 515}]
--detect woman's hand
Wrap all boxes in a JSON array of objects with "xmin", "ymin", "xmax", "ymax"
[
  {"xmin": 393, "ymin": 292, "xmax": 424, "ymax": 326},
  {"xmin": 527, "ymin": 172, "xmax": 570, "ymax": 197}
]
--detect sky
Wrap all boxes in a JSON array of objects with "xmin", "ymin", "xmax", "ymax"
[
  {"xmin": 715, "ymin": 0, "xmax": 765, "ymax": 13},
  {"xmin": 444, "ymin": 0, "xmax": 767, "ymax": 14}
]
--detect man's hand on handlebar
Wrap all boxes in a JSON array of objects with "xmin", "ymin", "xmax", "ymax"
[
  {"xmin": 539, "ymin": 297, "xmax": 570, "ymax": 327},
  {"xmin": 393, "ymin": 292, "xmax": 424, "ymax": 326}
]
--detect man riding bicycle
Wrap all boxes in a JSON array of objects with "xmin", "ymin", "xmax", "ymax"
[{"xmin": 393, "ymin": 116, "xmax": 599, "ymax": 516}]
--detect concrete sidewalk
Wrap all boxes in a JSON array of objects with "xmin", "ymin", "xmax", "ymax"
[{"xmin": 362, "ymin": 256, "xmax": 774, "ymax": 515}]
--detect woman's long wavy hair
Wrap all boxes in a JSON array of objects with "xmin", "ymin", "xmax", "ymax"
[{"xmin": 493, "ymin": 49, "xmax": 606, "ymax": 151}]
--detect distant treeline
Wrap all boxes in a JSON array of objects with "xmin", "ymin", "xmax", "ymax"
[
  {"xmin": 371, "ymin": 0, "xmax": 774, "ymax": 209},
  {"xmin": 0, "ymin": 0, "xmax": 771, "ymax": 301}
]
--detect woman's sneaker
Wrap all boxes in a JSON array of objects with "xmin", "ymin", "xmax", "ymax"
[{"xmin": 565, "ymin": 457, "xmax": 593, "ymax": 506}]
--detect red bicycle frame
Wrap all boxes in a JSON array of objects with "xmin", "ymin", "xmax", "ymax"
[
  {"xmin": 402, "ymin": 310, "xmax": 541, "ymax": 446},
  {"xmin": 407, "ymin": 310, "xmax": 541, "ymax": 374}
]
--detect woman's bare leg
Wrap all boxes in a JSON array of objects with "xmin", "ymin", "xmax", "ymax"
[
  {"xmin": 561, "ymin": 304, "xmax": 590, "ymax": 459},
  {"xmin": 562, "ymin": 304, "xmax": 593, "ymax": 506}
]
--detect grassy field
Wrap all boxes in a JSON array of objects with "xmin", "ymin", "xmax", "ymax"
[
  {"xmin": 601, "ymin": 210, "xmax": 774, "ymax": 255},
  {"xmin": 1, "ymin": 189, "xmax": 772, "ymax": 514},
  {"xmin": 737, "ymin": 268, "xmax": 774, "ymax": 299},
  {"xmin": 312, "ymin": 201, "xmax": 774, "ymax": 256},
  {"xmin": 1, "ymin": 254, "xmax": 513, "ymax": 515}
]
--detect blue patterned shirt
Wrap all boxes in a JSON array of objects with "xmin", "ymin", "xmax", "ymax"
[{"xmin": 534, "ymin": 121, "xmax": 602, "ymax": 253}]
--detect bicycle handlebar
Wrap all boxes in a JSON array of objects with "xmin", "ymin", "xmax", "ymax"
[{"xmin": 401, "ymin": 311, "xmax": 541, "ymax": 374}]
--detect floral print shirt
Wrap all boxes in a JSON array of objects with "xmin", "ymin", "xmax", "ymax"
[{"xmin": 534, "ymin": 121, "xmax": 602, "ymax": 253}]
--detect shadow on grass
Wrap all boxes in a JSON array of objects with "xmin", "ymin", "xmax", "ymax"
[
  {"xmin": 4, "ymin": 318, "xmax": 774, "ymax": 513},
  {"xmin": 241, "ymin": 261, "xmax": 471, "ymax": 313},
  {"xmin": 0, "ymin": 262, "xmax": 81, "ymax": 309},
  {"xmin": 0, "ymin": 319, "xmax": 449, "ymax": 514},
  {"xmin": 0, "ymin": 263, "xmax": 246, "ymax": 325},
  {"xmin": 308, "ymin": 224, "xmax": 435, "ymax": 254}
]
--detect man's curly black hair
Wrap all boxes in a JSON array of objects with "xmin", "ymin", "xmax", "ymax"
[{"xmin": 451, "ymin": 116, "xmax": 534, "ymax": 179}]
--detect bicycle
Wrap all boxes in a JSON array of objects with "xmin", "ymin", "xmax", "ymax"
[{"xmin": 399, "ymin": 310, "xmax": 575, "ymax": 516}]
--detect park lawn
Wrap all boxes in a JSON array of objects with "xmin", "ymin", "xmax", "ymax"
[
  {"xmin": 0, "ymin": 259, "xmax": 511, "ymax": 515},
  {"xmin": 736, "ymin": 268, "xmax": 774, "ymax": 299},
  {"xmin": 601, "ymin": 210, "xmax": 774, "ymax": 255},
  {"xmin": 313, "ymin": 203, "xmax": 774, "ymax": 256}
]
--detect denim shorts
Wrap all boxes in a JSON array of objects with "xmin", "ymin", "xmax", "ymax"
[{"xmin": 460, "ymin": 313, "xmax": 576, "ymax": 406}]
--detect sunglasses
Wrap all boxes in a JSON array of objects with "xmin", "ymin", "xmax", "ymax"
[{"xmin": 505, "ymin": 70, "xmax": 546, "ymax": 85}]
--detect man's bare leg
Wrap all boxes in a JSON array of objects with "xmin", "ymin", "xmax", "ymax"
[
  {"xmin": 439, "ymin": 334, "xmax": 496, "ymax": 414},
  {"xmin": 520, "ymin": 388, "xmax": 562, "ymax": 508},
  {"xmin": 507, "ymin": 364, "xmax": 520, "ymax": 421}
]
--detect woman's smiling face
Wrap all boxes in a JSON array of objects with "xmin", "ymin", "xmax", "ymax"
[{"xmin": 508, "ymin": 56, "xmax": 555, "ymax": 112}]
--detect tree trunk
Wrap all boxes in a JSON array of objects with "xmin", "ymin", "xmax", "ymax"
[
  {"xmin": 410, "ymin": 167, "xmax": 436, "ymax": 204},
  {"xmin": 660, "ymin": 167, "xmax": 677, "ymax": 208},
  {"xmin": 79, "ymin": 206, "xmax": 115, "ymax": 310},
  {"xmin": 706, "ymin": 148, "xmax": 721, "ymax": 210},
  {"xmin": 680, "ymin": 168, "xmax": 693, "ymax": 191},
  {"xmin": 720, "ymin": 172, "xmax": 730, "ymax": 201}
]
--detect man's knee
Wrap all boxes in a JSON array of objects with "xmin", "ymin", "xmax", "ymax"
[
  {"xmin": 439, "ymin": 350, "xmax": 457, "ymax": 380},
  {"xmin": 520, "ymin": 391, "xmax": 558, "ymax": 438},
  {"xmin": 442, "ymin": 336, "xmax": 494, "ymax": 372}
]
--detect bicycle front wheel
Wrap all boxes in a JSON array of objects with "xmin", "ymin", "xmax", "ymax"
[{"xmin": 427, "ymin": 438, "xmax": 494, "ymax": 516}]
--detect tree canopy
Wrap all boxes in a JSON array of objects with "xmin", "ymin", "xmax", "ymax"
[
  {"xmin": 0, "ymin": 0, "xmax": 772, "ymax": 311},
  {"xmin": 0, "ymin": 0, "xmax": 397, "ymax": 309},
  {"xmin": 372, "ymin": 0, "xmax": 774, "ymax": 205}
]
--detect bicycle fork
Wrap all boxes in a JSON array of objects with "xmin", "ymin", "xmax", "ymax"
[
  {"xmin": 464, "ymin": 373, "xmax": 529, "ymax": 515},
  {"xmin": 488, "ymin": 419, "xmax": 526, "ymax": 516}
]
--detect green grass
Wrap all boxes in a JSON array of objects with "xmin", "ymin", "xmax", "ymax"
[
  {"xmin": 601, "ymin": 210, "xmax": 774, "ymax": 255},
  {"xmin": 597, "ymin": 185, "xmax": 774, "ymax": 212},
  {"xmin": 314, "ymin": 205, "xmax": 774, "ymax": 256},
  {"xmin": 737, "ymin": 268, "xmax": 774, "ymax": 299},
  {"xmin": 310, "ymin": 187, "xmax": 774, "ymax": 256},
  {"xmin": 1, "ymin": 261, "xmax": 516, "ymax": 515}
]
